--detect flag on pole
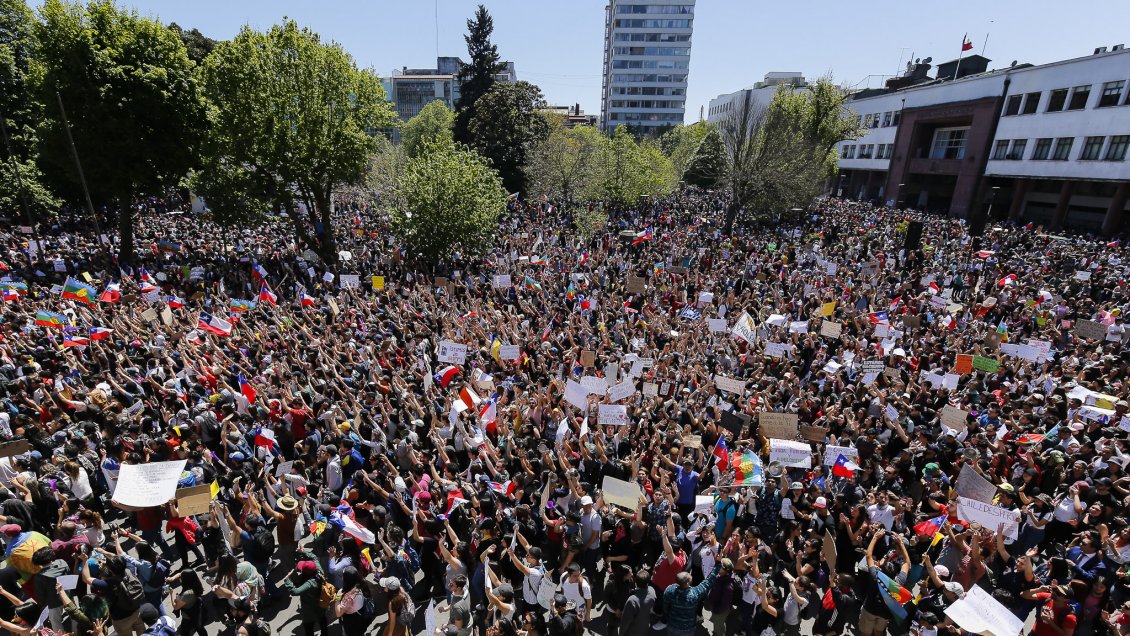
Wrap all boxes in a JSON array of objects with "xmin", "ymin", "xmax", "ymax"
[
  {"xmin": 230, "ymin": 299, "xmax": 256, "ymax": 313},
  {"xmin": 89, "ymin": 326, "xmax": 112, "ymax": 340},
  {"xmin": 712, "ymin": 436, "xmax": 729, "ymax": 471},
  {"xmin": 34, "ymin": 310, "xmax": 67, "ymax": 329},
  {"xmin": 832, "ymin": 454, "xmax": 859, "ymax": 478},
  {"xmin": 299, "ymin": 289, "xmax": 317, "ymax": 307},
  {"xmin": 61, "ymin": 277, "xmax": 97, "ymax": 304},
  {"xmin": 913, "ymin": 514, "xmax": 948, "ymax": 537},
  {"xmin": 239, "ymin": 373, "xmax": 257, "ymax": 404},
  {"xmin": 730, "ymin": 449, "xmax": 763, "ymax": 486},
  {"xmin": 167, "ymin": 295, "xmax": 185, "ymax": 309},
  {"xmin": 259, "ymin": 285, "xmax": 277, "ymax": 305},
  {"xmin": 197, "ymin": 312, "xmax": 232, "ymax": 336},
  {"xmin": 962, "ymin": 33, "xmax": 974, "ymax": 51},
  {"xmin": 99, "ymin": 283, "xmax": 121, "ymax": 304}
]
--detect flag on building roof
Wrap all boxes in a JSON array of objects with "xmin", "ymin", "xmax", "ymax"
[
  {"xmin": 61, "ymin": 277, "xmax": 97, "ymax": 305},
  {"xmin": 100, "ymin": 283, "xmax": 121, "ymax": 304},
  {"xmin": 34, "ymin": 310, "xmax": 67, "ymax": 329},
  {"xmin": 89, "ymin": 326, "xmax": 112, "ymax": 341},
  {"xmin": 239, "ymin": 373, "xmax": 257, "ymax": 404},
  {"xmin": 197, "ymin": 312, "xmax": 232, "ymax": 336},
  {"xmin": 961, "ymin": 33, "xmax": 974, "ymax": 52}
]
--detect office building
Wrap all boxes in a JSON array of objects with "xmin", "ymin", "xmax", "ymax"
[
  {"xmin": 600, "ymin": 0, "xmax": 695, "ymax": 135},
  {"xmin": 383, "ymin": 56, "xmax": 517, "ymax": 123},
  {"xmin": 541, "ymin": 104, "xmax": 600, "ymax": 128},
  {"xmin": 707, "ymin": 72, "xmax": 808, "ymax": 124},
  {"xmin": 836, "ymin": 46, "xmax": 1130, "ymax": 234}
]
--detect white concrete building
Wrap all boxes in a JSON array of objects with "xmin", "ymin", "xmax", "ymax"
[
  {"xmin": 600, "ymin": 0, "xmax": 695, "ymax": 135},
  {"xmin": 706, "ymin": 72, "xmax": 807, "ymax": 125}
]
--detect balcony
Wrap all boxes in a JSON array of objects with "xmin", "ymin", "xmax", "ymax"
[{"xmin": 909, "ymin": 157, "xmax": 963, "ymax": 175}]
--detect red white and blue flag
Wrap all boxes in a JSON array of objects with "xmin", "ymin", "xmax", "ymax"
[
  {"xmin": 913, "ymin": 514, "xmax": 948, "ymax": 537},
  {"xmin": 868, "ymin": 311, "xmax": 889, "ymax": 324},
  {"xmin": 167, "ymin": 295, "xmax": 185, "ymax": 309},
  {"xmin": 251, "ymin": 263, "xmax": 269, "ymax": 283},
  {"xmin": 1, "ymin": 288, "xmax": 18, "ymax": 303},
  {"xmin": 832, "ymin": 454, "xmax": 859, "ymax": 478},
  {"xmin": 197, "ymin": 312, "xmax": 232, "ymax": 336},
  {"xmin": 63, "ymin": 335, "xmax": 89, "ymax": 348},
  {"xmin": 299, "ymin": 289, "xmax": 316, "ymax": 307},
  {"xmin": 487, "ymin": 481, "xmax": 516, "ymax": 497},
  {"xmin": 259, "ymin": 285, "xmax": 277, "ymax": 306},
  {"xmin": 239, "ymin": 373, "xmax": 257, "ymax": 404},
  {"xmin": 713, "ymin": 435, "xmax": 730, "ymax": 472},
  {"xmin": 100, "ymin": 283, "xmax": 121, "ymax": 304},
  {"xmin": 88, "ymin": 326, "xmax": 112, "ymax": 341},
  {"xmin": 434, "ymin": 365, "xmax": 460, "ymax": 388}
]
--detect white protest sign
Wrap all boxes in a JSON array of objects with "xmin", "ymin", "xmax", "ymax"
[
  {"xmin": 769, "ymin": 439, "xmax": 812, "ymax": 469},
  {"xmin": 111, "ymin": 460, "xmax": 188, "ymax": 508},
  {"xmin": 788, "ymin": 321, "xmax": 809, "ymax": 334},
  {"xmin": 581, "ymin": 375, "xmax": 609, "ymax": 396},
  {"xmin": 642, "ymin": 382, "xmax": 659, "ymax": 396},
  {"xmin": 498, "ymin": 344, "xmax": 521, "ymax": 361},
  {"xmin": 698, "ymin": 291, "xmax": 714, "ymax": 304},
  {"xmin": 339, "ymin": 274, "xmax": 360, "ymax": 289},
  {"xmin": 940, "ymin": 406, "xmax": 969, "ymax": 432},
  {"xmin": 602, "ymin": 475, "xmax": 642, "ymax": 511},
  {"xmin": 695, "ymin": 495, "xmax": 714, "ymax": 515},
  {"xmin": 956, "ymin": 496, "xmax": 1020, "ymax": 539},
  {"xmin": 861, "ymin": 360, "xmax": 885, "ymax": 375},
  {"xmin": 608, "ymin": 380, "xmax": 636, "ymax": 402},
  {"xmin": 1075, "ymin": 270, "xmax": 1092, "ymax": 281},
  {"xmin": 493, "ymin": 274, "xmax": 512, "ymax": 288},
  {"xmin": 598, "ymin": 404, "xmax": 629, "ymax": 426},
  {"xmin": 437, "ymin": 340, "xmax": 467, "ymax": 364},
  {"xmin": 57, "ymin": 575, "xmax": 79, "ymax": 591},
  {"xmin": 944, "ymin": 583, "xmax": 1025, "ymax": 636},
  {"xmin": 819, "ymin": 321, "xmax": 842, "ymax": 338},
  {"xmin": 943, "ymin": 373, "xmax": 960, "ymax": 390},
  {"xmin": 731, "ymin": 312, "xmax": 757, "ymax": 344},
  {"xmin": 322, "ymin": 271, "xmax": 334, "ymax": 283},
  {"xmin": 823, "ymin": 445, "xmax": 859, "ymax": 466},
  {"xmin": 764, "ymin": 342, "xmax": 790, "ymax": 359},
  {"xmin": 564, "ymin": 380, "xmax": 589, "ymax": 410},
  {"xmin": 713, "ymin": 375, "xmax": 746, "ymax": 395},
  {"xmin": 708, "ymin": 318, "xmax": 727, "ymax": 333}
]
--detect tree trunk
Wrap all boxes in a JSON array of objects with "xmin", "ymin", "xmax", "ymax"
[
  {"xmin": 314, "ymin": 189, "xmax": 337, "ymax": 267},
  {"xmin": 723, "ymin": 198, "xmax": 740, "ymax": 236},
  {"xmin": 117, "ymin": 198, "xmax": 134, "ymax": 265}
]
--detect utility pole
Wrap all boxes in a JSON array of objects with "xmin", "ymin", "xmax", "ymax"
[{"xmin": 55, "ymin": 91, "xmax": 103, "ymax": 241}]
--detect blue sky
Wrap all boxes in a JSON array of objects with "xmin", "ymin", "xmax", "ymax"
[{"xmin": 116, "ymin": 0, "xmax": 1130, "ymax": 122}]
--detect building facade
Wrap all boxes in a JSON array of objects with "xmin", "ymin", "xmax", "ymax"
[
  {"xmin": 706, "ymin": 72, "xmax": 807, "ymax": 125},
  {"xmin": 837, "ymin": 47, "xmax": 1130, "ymax": 234},
  {"xmin": 600, "ymin": 0, "xmax": 695, "ymax": 134},
  {"xmin": 383, "ymin": 56, "xmax": 517, "ymax": 123}
]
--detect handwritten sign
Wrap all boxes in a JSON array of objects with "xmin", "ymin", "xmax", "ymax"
[
  {"xmin": 625, "ymin": 275, "xmax": 645, "ymax": 295},
  {"xmin": 581, "ymin": 350, "xmax": 595, "ymax": 367},
  {"xmin": 799, "ymin": 425, "xmax": 827, "ymax": 443},
  {"xmin": 940, "ymin": 406, "xmax": 969, "ymax": 432},
  {"xmin": 945, "ymin": 584, "xmax": 1025, "ymax": 636},
  {"xmin": 823, "ymin": 445, "xmax": 859, "ymax": 466},
  {"xmin": 759, "ymin": 412, "xmax": 799, "ymax": 440},
  {"xmin": 598, "ymin": 404, "xmax": 629, "ymax": 426},
  {"xmin": 956, "ymin": 465, "xmax": 998, "ymax": 504},
  {"xmin": 602, "ymin": 475, "xmax": 642, "ymax": 512},
  {"xmin": 608, "ymin": 380, "xmax": 636, "ymax": 402},
  {"xmin": 580, "ymin": 375, "xmax": 609, "ymax": 396},
  {"xmin": 1076, "ymin": 319, "xmax": 1107, "ymax": 341},
  {"xmin": 819, "ymin": 321, "xmax": 842, "ymax": 338},
  {"xmin": 112, "ymin": 460, "xmax": 188, "ymax": 508},
  {"xmin": 438, "ymin": 340, "xmax": 467, "ymax": 365},
  {"xmin": 972, "ymin": 355, "xmax": 1000, "ymax": 373},
  {"xmin": 371, "ymin": 275, "xmax": 385, "ymax": 290},
  {"xmin": 498, "ymin": 344, "xmax": 521, "ymax": 361},
  {"xmin": 339, "ymin": 274, "xmax": 360, "ymax": 289},
  {"xmin": 564, "ymin": 380, "xmax": 589, "ymax": 410},
  {"xmin": 861, "ymin": 360, "xmax": 885, "ymax": 375},
  {"xmin": 708, "ymin": 318, "xmax": 727, "ymax": 333},
  {"xmin": 764, "ymin": 342, "xmax": 790, "ymax": 359},
  {"xmin": 713, "ymin": 375, "xmax": 746, "ymax": 395},
  {"xmin": 956, "ymin": 496, "xmax": 1020, "ymax": 539},
  {"xmin": 175, "ymin": 483, "xmax": 213, "ymax": 516},
  {"xmin": 769, "ymin": 439, "xmax": 812, "ymax": 468},
  {"xmin": 954, "ymin": 354, "xmax": 974, "ymax": 374},
  {"xmin": 492, "ymin": 274, "xmax": 512, "ymax": 288}
]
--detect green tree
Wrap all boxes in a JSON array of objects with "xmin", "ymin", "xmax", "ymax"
[
  {"xmin": 400, "ymin": 99, "xmax": 453, "ymax": 158},
  {"xmin": 719, "ymin": 77, "xmax": 863, "ymax": 233},
  {"xmin": 393, "ymin": 140, "xmax": 506, "ymax": 265},
  {"xmin": 198, "ymin": 20, "xmax": 397, "ymax": 264},
  {"xmin": 466, "ymin": 80, "xmax": 549, "ymax": 195},
  {"xmin": 573, "ymin": 205, "xmax": 608, "ymax": 245},
  {"xmin": 169, "ymin": 22, "xmax": 217, "ymax": 65},
  {"xmin": 453, "ymin": 4, "xmax": 504, "ymax": 144},
  {"xmin": 587, "ymin": 126, "xmax": 676, "ymax": 205},
  {"xmin": 34, "ymin": 0, "xmax": 205, "ymax": 261},
  {"xmin": 0, "ymin": 0, "xmax": 57, "ymax": 222},
  {"xmin": 683, "ymin": 126, "xmax": 725, "ymax": 188},
  {"xmin": 660, "ymin": 121, "xmax": 709, "ymax": 180},
  {"xmin": 527, "ymin": 118, "xmax": 602, "ymax": 202}
]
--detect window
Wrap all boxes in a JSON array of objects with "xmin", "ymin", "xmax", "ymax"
[
  {"xmin": 1032, "ymin": 138, "xmax": 1053, "ymax": 160},
  {"xmin": 1008, "ymin": 139, "xmax": 1027, "ymax": 160},
  {"xmin": 841, "ymin": 144, "xmax": 855, "ymax": 159},
  {"xmin": 876, "ymin": 144, "xmax": 886, "ymax": 159},
  {"xmin": 1080, "ymin": 136, "xmax": 1105, "ymax": 160},
  {"xmin": 1067, "ymin": 85, "xmax": 1091, "ymax": 110},
  {"xmin": 992, "ymin": 140, "xmax": 1010, "ymax": 160},
  {"xmin": 1099, "ymin": 81, "xmax": 1125, "ymax": 107},
  {"xmin": 871, "ymin": 114, "xmax": 880, "ymax": 129},
  {"xmin": 1051, "ymin": 137, "xmax": 1074, "ymax": 160},
  {"xmin": 1105, "ymin": 135, "xmax": 1129, "ymax": 161},
  {"xmin": 858, "ymin": 144, "xmax": 874, "ymax": 159},
  {"xmin": 882, "ymin": 112, "xmax": 892, "ymax": 127},
  {"xmin": 1004, "ymin": 95, "xmax": 1022, "ymax": 116},
  {"xmin": 1047, "ymin": 88, "xmax": 1069, "ymax": 112},
  {"xmin": 930, "ymin": 127, "xmax": 969, "ymax": 159},
  {"xmin": 862, "ymin": 114, "xmax": 873, "ymax": 128},
  {"xmin": 1022, "ymin": 92, "xmax": 1040, "ymax": 114},
  {"xmin": 892, "ymin": 111, "xmax": 901, "ymax": 126}
]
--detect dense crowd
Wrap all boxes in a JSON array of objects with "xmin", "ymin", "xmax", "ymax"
[{"xmin": 0, "ymin": 190, "xmax": 1129, "ymax": 636}]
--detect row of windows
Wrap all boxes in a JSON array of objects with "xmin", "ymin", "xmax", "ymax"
[
  {"xmin": 615, "ymin": 4, "xmax": 693, "ymax": 14},
  {"xmin": 993, "ymin": 136, "xmax": 1129, "ymax": 161},
  {"xmin": 1002, "ymin": 80, "xmax": 1130, "ymax": 116},
  {"xmin": 860, "ymin": 110, "xmax": 900, "ymax": 129},
  {"xmin": 612, "ymin": 46, "xmax": 690, "ymax": 56},
  {"xmin": 612, "ymin": 59, "xmax": 689, "ymax": 70},
  {"xmin": 607, "ymin": 111, "xmax": 684, "ymax": 122},
  {"xmin": 610, "ymin": 73, "xmax": 688, "ymax": 83},
  {"xmin": 611, "ymin": 100, "xmax": 683, "ymax": 109},
  {"xmin": 613, "ymin": 32, "xmax": 690, "ymax": 42},
  {"xmin": 613, "ymin": 19, "xmax": 692, "ymax": 28},
  {"xmin": 612, "ymin": 86, "xmax": 685, "ymax": 96},
  {"xmin": 842, "ymin": 143, "xmax": 894, "ymax": 160}
]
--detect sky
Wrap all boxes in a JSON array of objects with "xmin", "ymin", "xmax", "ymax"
[{"xmin": 114, "ymin": 0, "xmax": 1130, "ymax": 122}]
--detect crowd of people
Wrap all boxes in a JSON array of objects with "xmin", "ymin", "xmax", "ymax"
[{"xmin": 0, "ymin": 189, "xmax": 1129, "ymax": 636}]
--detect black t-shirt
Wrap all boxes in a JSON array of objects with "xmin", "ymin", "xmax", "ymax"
[
  {"xmin": 417, "ymin": 535, "xmax": 441, "ymax": 573},
  {"xmin": 1, "ymin": 499, "xmax": 34, "ymax": 530}
]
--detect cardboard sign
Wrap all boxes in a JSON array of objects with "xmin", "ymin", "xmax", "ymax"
[
  {"xmin": 721, "ymin": 410, "xmax": 750, "ymax": 438},
  {"xmin": 112, "ymin": 460, "xmax": 188, "ymax": 508},
  {"xmin": 0, "ymin": 440, "xmax": 32, "ymax": 458},
  {"xmin": 371, "ymin": 275, "xmax": 385, "ymax": 290},
  {"xmin": 822, "ymin": 529, "xmax": 838, "ymax": 570},
  {"xmin": 799, "ymin": 425, "xmax": 827, "ymax": 443},
  {"xmin": 140, "ymin": 308, "xmax": 158, "ymax": 322},
  {"xmin": 956, "ymin": 465, "xmax": 998, "ymax": 504},
  {"xmin": 438, "ymin": 340, "xmax": 467, "ymax": 364},
  {"xmin": 823, "ymin": 445, "xmax": 859, "ymax": 466},
  {"xmin": 499, "ymin": 344, "xmax": 521, "ymax": 361},
  {"xmin": 954, "ymin": 354, "xmax": 974, "ymax": 374},
  {"xmin": 902, "ymin": 314, "xmax": 922, "ymax": 329},
  {"xmin": 682, "ymin": 434, "xmax": 703, "ymax": 450},
  {"xmin": 713, "ymin": 375, "xmax": 746, "ymax": 395},
  {"xmin": 160, "ymin": 306, "xmax": 174, "ymax": 326},
  {"xmin": 626, "ymin": 275, "xmax": 645, "ymax": 295},
  {"xmin": 581, "ymin": 350, "xmax": 595, "ymax": 367},
  {"xmin": 339, "ymin": 274, "xmax": 360, "ymax": 289},
  {"xmin": 492, "ymin": 274, "xmax": 511, "ymax": 289},
  {"xmin": 956, "ymin": 496, "xmax": 1020, "ymax": 539},
  {"xmin": 708, "ymin": 318, "xmax": 727, "ymax": 333},
  {"xmin": 602, "ymin": 475, "xmax": 642, "ymax": 512},
  {"xmin": 608, "ymin": 380, "xmax": 636, "ymax": 402},
  {"xmin": 940, "ymin": 406, "xmax": 969, "ymax": 432},
  {"xmin": 598, "ymin": 404, "xmax": 628, "ymax": 426},
  {"xmin": 175, "ymin": 483, "xmax": 213, "ymax": 516},
  {"xmin": 759, "ymin": 412, "xmax": 799, "ymax": 440},
  {"xmin": 983, "ymin": 332, "xmax": 1002, "ymax": 350},
  {"xmin": 764, "ymin": 342, "xmax": 790, "ymax": 359},
  {"xmin": 434, "ymin": 276, "xmax": 448, "ymax": 289},
  {"xmin": 769, "ymin": 439, "xmax": 812, "ymax": 468},
  {"xmin": 819, "ymin": 321, "xmax": 842, "ymax": 338},
  {"xmin": 1076, "ymin": 319, "xmax": 1107, "ymax": 341},
  {"xmin": 972, "ymin": 355, "xmax": 1000, "ymax": 373}
]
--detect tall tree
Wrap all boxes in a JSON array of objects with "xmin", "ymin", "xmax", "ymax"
[
  {"xmin": 0, "ymin": 0, "xmax": 57, "ymax": 222},
  {"xmin": 168, "ymin": 22, "xmax": 217, "ymax": 65},
  {"xmin": 198, "ymin": 20, "xmax": 397, "ymax": 264},
  {"xmin": 392, "ymin": 139, "xmax": 506, "ymax": 266},
  {"xmin": 34, "ymin": 0, "xmax": 205, "ymax": 262},
  {"xmin": 453, "ymin": 4, "xmax": 504, "ymax": 144},
  {"xmin": 400, "ymin": 99, "xmax": 453, "ymax": 158},
  {"xmin": 465, "ymin": 80, "xmax": 549, "ymax": 195},
  {"xmin": 718, "ymin": 78, "xmax": 863, "ymax": 233},
  {"xmin": 526, "ymin": 118, "xmax": 602, "ymax": 202},
  {"xmin": 683, "ymin": 126, "xmax": 725, "ymax": 188},
  {"xmin": 661, "ymin": 122, "xmax": 710, "ymax": 182},
  {"xmin": 587, "ymin": 126, "xmax": 676, "ymax": 205}
]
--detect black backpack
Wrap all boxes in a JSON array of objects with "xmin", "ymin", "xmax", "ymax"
[{"xmin": 250, "ymin": 527, "xmax": 276, "ymax": 561}]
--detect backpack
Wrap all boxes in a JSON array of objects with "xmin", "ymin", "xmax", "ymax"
[
  {"xmin": 358, "ymin": 594, "xmax": 378, "ymax": 624},
  {"xmin": 395, "ymin": 595, "xmax": 415, "ymax": 627},
  {"xmin": 401, "ymin": 542, "xmax": 421, "ymax": 574},
  {"xmin": 318, "ymin": 578, "xmax": 337, "ymax": 609},
  {"xmin": 112, "ymin": 571, "xmax": 144, "ymax": 615},
  {"xmin": 146, "ymin": 559, "xmax": 170, "ymax": 592},
  {"xmin": 251, "ymin": 527, "xmax": 276, "ymax": 561}
]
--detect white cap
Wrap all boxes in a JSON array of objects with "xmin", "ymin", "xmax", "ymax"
[{"xmin": 580, "ymin": 495, "xmax": 594, "ymax": 506}]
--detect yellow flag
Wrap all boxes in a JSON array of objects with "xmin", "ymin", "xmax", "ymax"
[
  {"xmin": 372, "ymin": 275, "xmax": 385, "ymax": 291},
  {"xmin": 209, "ymin": 481, "xmax": 220, "ymax": 499},
  {"xmin": 819, "ymin": 301, "xmax": 836, "ymax": 317}
]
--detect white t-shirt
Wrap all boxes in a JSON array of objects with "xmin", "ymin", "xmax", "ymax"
[
  {"xmin": 558, "ymin": 574, "xmax": 591, "ymax": 610},
  {"xmin": 521, "ymin": 564, "xmax": 546, "ymax": 605},
  {"xmin": 867, "ymin": 503, "xmax": 895, "ymax": 530}
]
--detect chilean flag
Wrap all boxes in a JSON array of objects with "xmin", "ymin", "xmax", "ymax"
[
  {"xmin": 868, "ymin": 311, "xmax": 889, "ymax": 324},
  {"xmin": 434, "ymin": 365, "xmax": 460, "ymax": 388},
  {"xmin": 832, "ymin": 454, "xmax": 859, "ymax": 478},
  {"xmin": 478, "ymin": 396, "xmax": 498, "ymax": 427},
  {"xmin": 63, "ymin": 335, "xmax": 90, "ymax": 347},
  {"xmin": 632, "ymin": 228, "xmax": 653, "ymax": 245},
  {"xmin": 712, "ymin": 435, "xmax": 729, "ymax": 472},
  {"xmin": 251, "ymin": 263, "xmax": 268, "ymax": 283},
  {"xmin": 239, "ymin": 373, "xmax": 257, "ymax": 404},
  {"xmin": 889, "ymin": 296, "xmax": 902, "ymax": 312},
  {"xmin": 1, "ymin": 288, "xmax": 18, "ymax": 303},
  {"xmin": 487, "ymin": 481, "xmax": 516, "ymax": 497},
  {"xmin": 259, "ymin": 285, "xmax": 277, "ymax": 306},
  {"xmin": 167, "ymin": 295, "xmax": 185, "ymax": 309},
  {"xmin": 459, "ymin": 386, "xmax": 481, "ymax": 410},
  {"xmin": 299, "ymin": 290, "xmax": 316, "ymax": 307},
  {"xmin": 254, "ymin": 425, "xmax": 276, "ymax": 448},
  {"xmin": 89, "ymin": 326, "xmax": 112, "ymax": 341},
  {"xmin": 99, "ymin": 283, "xmax": 121, "ymax": 304},
  {"xmin": 197, "ymin": 312, "xmax": 232, "ymax": 336}
]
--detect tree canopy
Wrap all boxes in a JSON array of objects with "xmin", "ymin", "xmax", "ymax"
[
  {"xmin": 453, "ymin": 4, "xmax": 504, "ymax": 145},
  {"xmin": 400, "ymin": 99, "xmax": 454, "ymax": 159},
  {"xmin": 526, "ymin": 117, "xmax": 603, "ymax": 202},
  {"xmin": 465, "ymin": 80, "xmax": 549, "ymax": 195},
  {"xmin": 587, "ymin": 125, "xmax": 677, "ymax": 205},
  {"xmin": 168, "ymin": 22, "xmax": 217, "ymax": 65},
  {"xmin": 198, "ymin": 19, "xmax": 397, "ymax": 263}
]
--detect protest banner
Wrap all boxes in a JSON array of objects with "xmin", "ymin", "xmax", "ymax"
[
  {"xmin": 769, "ymin": 439, "xmax": 812, "ymax": 468},
  {"xmin": 819, "ymin": 321, "xmax": 842, "ymax": 338},
  {"xmin": 1076, "ymin": 319, "xmax": 1107, "ymax": 341},
  {"xmin": 438, "ymin": 340, "xmax": 467, "ymax": 364},
  {"xmin": 608, "ymin": 380, "xmax": 636, "ymax": 402},
  {"xmin": 956, "ymin": 465, "xmax": 998, "ymax": 504},
  {"xmin": 972, "ymin": 355, "xmax": 1000, "ymax": 373},
  {"xmin": 598, "ymin": 404, "xmax": 629, "ymax": 426},
  {"xmin": 944, "ymin": 584, "xmax": 1025, "ymax": 636},
  {"xmin": 759, "ymin": 412, "xmax": 799, "ymax": 440},
  {"xmin": 956, "ymin": 497, "xmax": 1020, "ymax": 539},
  {"xmin": 112, "ymin": 460, "xmax": 188, "ymax": 508},
  {"xmin": 339, "ymin": 275, "xmax": 360, "ymax": 289},
  {"xmin": 175, "ymin": 483, "xmax": 213, "ymax": 516},
  {"xmin": 799, "ymin": 425, "xmax": 828, "ymax": 443},
  {"xmin": 940, "ymin": 406, "xmax": 969, "ymax": 433},
  {"xmin": 713, "ymin": 375, "xmax": 746, "ymax": 395},
  {"xmin": 823, "ymin": 445, "xmax": 859, "ymax": 466},
  {"xmin": 764, "ymin": 342, "xmax": 790, "ymax": 359},
  {"xmin": 602, "ymin": 475, "xmax": 642, "ymax": 511},
  {"xmin": 499, "ymin": 344, "xmax": 521, "ymax": 361},
  {"xmin": 732, "ymin": 312, "xmax": 757, "ymax": 344},
  {"xmin": 954, "ymin": 354, "xmax": 974, "ymax": 374},
  {"xmin": 581, "ymin": 375, "xmax": 609, "ymax": 395},
  {"xmin": 492, "ymin": 274, "xmax": 511, "ymax": 288},
  {"xmin": 861, "ymin": 360, "xmax": 885, "ymax": 374}
]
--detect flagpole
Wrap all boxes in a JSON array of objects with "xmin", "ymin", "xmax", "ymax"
[
  {"xmin": 953, "ymin": 46, "xmax": 965, "ymax": 81},
  {"xmin": 981, "ymin": 32, "xmax": 990, "ymax": 57}
]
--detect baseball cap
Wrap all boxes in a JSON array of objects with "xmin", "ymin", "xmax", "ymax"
[
  {"xmin": 814, "ymin": 497, "xmax": 827, "ymax": 508},
  {"xmin": 580, "ymin": 495, "xmax": 594, "ymax": 506},
  {"xmin": 790, "ymin": 481, "xmax": 803, "ymax": 489}
]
